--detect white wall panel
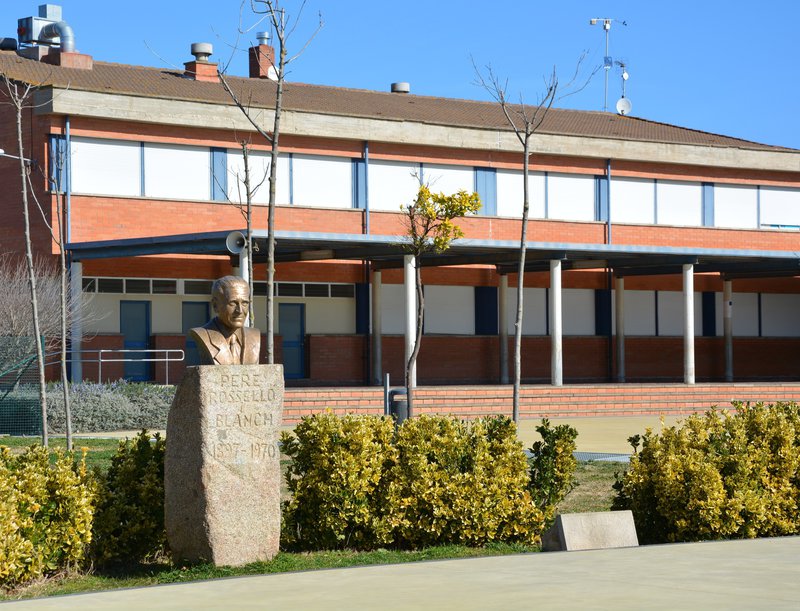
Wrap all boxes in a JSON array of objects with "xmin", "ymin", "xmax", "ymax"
[
  {"xmin": 624, "ymin": 290, "xmax": 656, "ymax": 335},
  {"xmin": 713, "ymin": 185, "xmax": 758, "ymax": 229},
  {"xmin": 70, "ymin": 137, "xmax": 141, "ymax": 196},
  {"xmin": 424, "ymin": 285, "xmax": 474, "ymax": 334},
  {"xmin": 423, "ymin": 164, "xmax": 474, "ymax": 196},
  {"xmin": 761, "ymin": 294, "xmax": 800, "ymax": 337},
  {"xmin": 760, "ymin": 187, "xmax": 800, "ymax": 227},
  {"xmin": 150, "ymin": 296, "xmax": 182, "ymax": 334},
  {"xmin": 144, "ymin": 143, "xmax": 210, "ymax": 200},
  {"xmin": 85, "ymin": 294, "xmax": 121, "ymax": 333},
  {"xmin": 562, "ymin": 289, "xmax": 595, "ymax": 335},
  {"xmin": 504, "ymin": 288, "xmax": 547, "ymax": 335},
  {"xmin": 292, "ymin": 155, "xmax": 352, "ymax": 208},
  {"xmin": 715, "ymin": 292, "xmax": 759, "ymax": 336},
  {"xmin": 226, "ymin": 150, "xmax": 290, "ymax": 205},
  {"xmin": 368, "ymin": 160, "xmax": 421, "ymax": 211},
  {"xmin": 380, "ymin": 283, "xmax": 406, "ymax": 334},
  {"xmin": 274, "ymin": 297, "xmax": 355, "ymax": 334},
  {"xmin": 548, "ymin": 173, "xmax": 595, "ymax": 221},
  {"xmin": 656, "ymin": 181, "xmax": 702, "ymax": 227},
  {"xmin": 656, "ymin": 291, "xmax": 702, "ymax": 336},
  {"xmin": 496, "ymin": 170, "xmax": 545, "ymax": 219},
  {"xmin": 610, "ymin": 177, "xmax": 654, "ymax": 224}
]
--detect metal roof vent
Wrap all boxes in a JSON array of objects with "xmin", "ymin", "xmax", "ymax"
[
  {"xmin": 256, "ymin": 31, "xmax": 269, "ymax": 45},
  {"xmin": 190, "ymin": 42, "xmax": 213, "ymax": 62},
  {"xmin": 391, "ymin": 82, "xmax": 410, "ymax": 94}
]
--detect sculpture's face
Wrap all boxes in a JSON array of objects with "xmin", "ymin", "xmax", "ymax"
[{"xmin": 213, "ymin": 281, "xmax": 250, "ymax": 330}]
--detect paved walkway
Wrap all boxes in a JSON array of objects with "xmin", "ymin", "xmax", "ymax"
[{"xmin": 5, "ymin": 537, "xmax": 800, "ymax": 609}]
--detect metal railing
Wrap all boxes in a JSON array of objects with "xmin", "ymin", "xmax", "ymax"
[{"xmin": 94, "ymin": 349, "xmax": 185, "ymax": 385}]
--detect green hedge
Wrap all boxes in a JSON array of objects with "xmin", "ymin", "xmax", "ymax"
[
  {"xmin": 613, "ymin": 402, "xmax": 800, "ymax": 544},
  {"xmin": 281, "ymin": 413, "xmax": 578, "ymax": 551},
  {"xmin": 0, "ymin": 446, "xmax": 95, "ymax": 588}
]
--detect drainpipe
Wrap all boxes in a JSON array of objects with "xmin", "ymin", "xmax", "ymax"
[
  {"xmin": 65, "ymin": 116, "xmax": 71, "ymax": 243},
  {"xmin": 606, "ymin": 158, "xmax": 612, "ymax": 244},
  {"xmin": 364, "ymin": 141, "xmax": 370, "ymax": 235}
]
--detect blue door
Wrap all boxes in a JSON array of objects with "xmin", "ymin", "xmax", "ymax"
[
  {"xmin": 279, "ymin": 303, "xmax": 305, "ymax": 379},
  {"xmin": 182, "ymin": 301, "xmax": 210, "ymax": 367},
  {"xmin": 120, "ymin": 301, "xmax": 151, "ymax": 381}
]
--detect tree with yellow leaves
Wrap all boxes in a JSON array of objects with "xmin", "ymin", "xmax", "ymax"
[{"xmin": 401, "ymin": 185, "xmax": 481, "ymax": 417}]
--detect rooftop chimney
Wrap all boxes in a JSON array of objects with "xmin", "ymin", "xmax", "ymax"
[
  {"xmin": 249, "ymin": 32, "xmax": 277, "ymax": 80},
  {"xmin": 185, "ymin": 42, "xmax": 219, "ymax": 82},
  {"xmin": 391, "ymin": 82, "xmax": 410, "ymax": 94}
]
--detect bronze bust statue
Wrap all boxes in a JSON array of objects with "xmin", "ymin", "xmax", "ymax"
[{"xmin": 188, "ymin": 275, "xmax": 261, "ymax": 365}]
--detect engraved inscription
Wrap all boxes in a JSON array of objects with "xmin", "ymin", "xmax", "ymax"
[{"xmin": 215, "ymin": 412, "xmax": 274, "ymax": 428}]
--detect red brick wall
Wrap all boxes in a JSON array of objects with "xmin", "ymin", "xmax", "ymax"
[{"xmin": 80, "ymin": 334, "xmax": 125, "ymax": 383}]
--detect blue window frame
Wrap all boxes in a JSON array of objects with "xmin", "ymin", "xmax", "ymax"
[{"xmin": 474, "ymin": 168, "xmax": 497, "ymax": 216}]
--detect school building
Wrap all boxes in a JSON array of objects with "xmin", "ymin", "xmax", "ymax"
[{"xmin": 2, "ymin": 7, "xmax": 800, "ymax": 417}]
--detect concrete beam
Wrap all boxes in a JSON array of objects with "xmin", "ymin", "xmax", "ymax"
[{"xmin": 38, "ymin": 89, "xmax": 800, "ymax": 173}]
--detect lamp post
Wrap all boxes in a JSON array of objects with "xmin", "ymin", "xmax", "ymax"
[{"xmin": 589, "ymin": 18, "xmax": 626, "ymax": 112}]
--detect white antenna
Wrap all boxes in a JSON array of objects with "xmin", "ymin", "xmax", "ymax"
[
  {"xmin": 615, "ymin": 60, "xmax": 632, "ymax": 115},
  {"xmin": 589, "ymin": 17, "xmax": 627, "ymax": 112}
]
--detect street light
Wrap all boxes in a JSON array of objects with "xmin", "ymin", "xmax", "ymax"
[
  {"xmin": 0, "ymin": 148, "xmax": 34, "ymax": 164},
  {"xmin": 589, "ymin": 17, "xmax": 627, "ymax": 112}
]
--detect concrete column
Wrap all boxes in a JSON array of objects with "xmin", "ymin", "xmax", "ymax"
[
  {"xmin": 550, "ymin": 259, "xmax": 563, "ymax": 386},
  {"xmin": 404, "ymin": 255, "xmax": 417, "ymax": 388},
  {"xmin": 615, "ymin": 275, "xmax": 625, "ymax": 383},
  {"xmin": 499, "ymin": 274, "xmax": 509, "ymax": 384},
  {"xmin": 723, "ymin": 279, "xmax": 733, "ymax": 382},
  {"xmin": 372, "ymin": 270, "xmax": 383, "ymax": 386},
  {"xmin": 69, "ymin": 261, "xmax": 83, "ymax": 382},
  {"xmin": 683, "ymin": 263, "xmax": 696, "ymax": 385}
]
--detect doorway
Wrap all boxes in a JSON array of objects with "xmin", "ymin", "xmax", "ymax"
[
  {"xmin": 279, "ymin": 303, "xmax": 305, "ymax": 379},
  {"xmin": 120, "ymin": 300, "xmax": 151, "ymax": 381}
]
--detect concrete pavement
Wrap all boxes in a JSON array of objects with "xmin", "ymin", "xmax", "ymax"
[{"xmin": 5, "ymin": 536, "xmax": 800, "ymax": 609}]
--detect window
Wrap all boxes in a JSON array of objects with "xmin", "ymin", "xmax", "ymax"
[
  {"xmin": 125, "ymin": 279, "xmax": 151, "ymax": 294},
  {"xmin": 330, "ymin": 284, "xmax": 355, "ymax": 298},
  {"xmin": 656, "ymin": 181, "xmax": 702, "ymax": 227},
  {"xmin": 474, "ymin": 168, "xmax": 497, "ymax": 216},
  {"xmin": 71, "ymin": 137, "xmax": 142, "ymax": 197},
  {"xmin": 81, "ymin": 277, "xmax": 97, "ymax": 292},
  {"xmin": 97, "ymin": 278, "xmax": 124, "ymax": 293},
  {"xmin": 184, "ymin": 280, "xmax": 213, "ymax": 295},
  {"xmin": 143, "ymin": 143, "xmax": 210, "ymax": 200},
  {"xmin": 713, "ymin": 184, "xmax": 758, "ymax": 229},
  {"xmin": 292, "ymin": 154, "xmax": 352, "ymax": 208},
  {"xmin": 548, "ymin": 173, "xmax": 595, "ymax": 221},
  {"xmin": 610, "ymin": 177, "xmax": 654, "ymax": 224},
  {"xmin": 303, "ymin": 284, "xmax": 329, "ymax": 298},
  {"xmin": 152, "ymin": 280, "xmax": 177, "ymax": 294},
  {"xmin": 278, "ymin": 283, "xmax": 303, "ymax": 297},
  {"xmin": 496, "ymin": 169, "xmax": 545, "ymax": 218},
  {"xmin": 368, "ymin": 160, "xmax": 421, "ymax": 211}
]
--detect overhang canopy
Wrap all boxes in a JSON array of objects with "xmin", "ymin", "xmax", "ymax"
[{"xmin": 67, "ymin": 230, "xmax": 800, "ymax": 280}]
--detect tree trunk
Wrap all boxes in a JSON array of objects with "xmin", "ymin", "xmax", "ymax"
[
  {"xmin": 14, "ymin": 91, "xmax": 48, "ymax": 446},
  {"xmin": 513, "ymin": 137, "xmax": 531, "ymax": 423}
]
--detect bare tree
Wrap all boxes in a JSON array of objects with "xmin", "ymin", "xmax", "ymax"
[
  {"xmin": 475, "ymin": 59, "xmax": 595, "ymax": 423},
  {"xmin": 1, "ymin": 75, "xmax": 48, "ymax": 445},
  {"xmin": 218, "ymin": 0, "xmax": 322, "ymax": 363},
  {"xmin": 401, "ymin": 185, "xmax": 481, "ymax": 417}
]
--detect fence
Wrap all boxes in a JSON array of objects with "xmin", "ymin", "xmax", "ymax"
[{"xmin": 0, "ymin": 348, "xmax": 184, "ymax": 436}]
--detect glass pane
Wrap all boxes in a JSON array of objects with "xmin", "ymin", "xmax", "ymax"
[
  {"xmin": 125, "ymin": 279, "xmax": 151, "ymax": 294},
  {"xmin": 97, "ymin": 278, "xmax": 124, "ymax": 293},
  {"xmin": 152, "ymin": 279, "xmax": 177, "ymax": 294},
  {"xmin": 184, "ymin": 280, "xmax": 213, "ymax": 295}
]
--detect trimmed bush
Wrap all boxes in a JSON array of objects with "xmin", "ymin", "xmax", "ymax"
[
  {"xmin": 0, "ymin": 445, "xmax": 95, "ymax": 589},
  {"xmin": 281, "ymin": 413, "xmax": 397, "ymax": 551},
  {"xmin": 45, "ymin": 381, "xmax": 174, "ymax": 434},
  {"xmin": 528, "ymin": 418, "xmax": 578, "ymax": 524},
  {"xmin": 280, "ymin": 414, "xmax": 557, "ymax": 551},
  {"xmin": 385, "ymin": 415, "xmax": 543, "ymax": 548},
  {"xmin": 613, "ymin": 402, "xmax": 800, "ymax": 544},
  {"xmin": 91, "ymin": 431, "xmax": 167, "ymax": 566}
]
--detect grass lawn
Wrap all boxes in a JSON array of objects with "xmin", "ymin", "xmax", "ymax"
[{"xmin": 0, "ymin": 436, "xmax": 626, "ymax": 600}]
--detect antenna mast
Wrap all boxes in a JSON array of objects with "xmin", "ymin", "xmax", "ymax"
[{"xmin": 589, "ymin": 17, "xmax": 626, "ymax": 112}]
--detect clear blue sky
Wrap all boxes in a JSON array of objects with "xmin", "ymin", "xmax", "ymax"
[{"xmin": 3, "ymin": 1, "xmax": 798, "ymax": 149}]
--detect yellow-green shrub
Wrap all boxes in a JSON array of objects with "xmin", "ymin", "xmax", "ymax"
[
  {"xmin": 528, "ymin": 419, "xmax": 578, "ymax": 524},
  {"xmin": 613, "ymin": 402, "xmax": 800, "ymax": 544},
  {"xmin": 91, "ymin": 431, "xmax": 167, "ymax": 565},
  {"xmin": 280, "ymin": 413, "xmax": 397, "ymax": 551},
  {"xmin": 0, "ymin": 445, "xmax": 95, "ymax": 589},
  {"xmin": 385, "ymin": 416, "xmax": 544, "ymax": 548}
]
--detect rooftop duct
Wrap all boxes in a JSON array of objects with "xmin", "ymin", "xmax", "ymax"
[{"xmin": 391, "ymin": 82, "xmax": 410, "ymax": 94}]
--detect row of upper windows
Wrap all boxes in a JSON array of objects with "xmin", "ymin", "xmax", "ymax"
[
  {"xmin": 81, "ymin": 277, "xmax": 355, "ymax": 298},
  {"xmin": 50, "ymin": 136, "xmax": 800, "ymax": 230}
]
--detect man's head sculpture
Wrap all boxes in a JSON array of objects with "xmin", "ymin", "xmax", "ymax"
[{"xmin": 187, "ymin": 275, "xmax": 261, "ymax": 365}]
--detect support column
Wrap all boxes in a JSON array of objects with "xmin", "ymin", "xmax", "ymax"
[
  {"xmin": 615, "ymin": 275, "xmax": 625, "ymax": 383},
  {"xmin": 404, "ymin": 255, "xmax": 417, "ymax": 388},
  {"xmin": 723, "ymin": 279, "xmax": 733, "ymax": 382},
  {"xmin": 499, "ymin": 274, "xmax": 509, "ymax": 384},
  {"xmin": 372, "ymin": 269, "xmax": 383, "ymax": 385},
  {"xmin": 683, "ymin": 263, "xmax": 696, "ymax": 385},
  {"xmin": 239, "ymin": 249, "xmax": 251, "ymax": 326},
  {"xmin": 69, "ymin": 261, "xmax": 83, "ymax": 382},
  {"xmin": 550, "ymin": 260, "xmax": 563, "ymax": 387}
]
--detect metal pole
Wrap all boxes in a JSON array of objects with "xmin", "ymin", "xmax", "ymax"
[
  {"xmin": 372, "ymin": 269, "xmax": 383, "ymax": 385},
  {"xmin": 604, "ymin": 23, "xmax": 610, "ymax": 112},
  {"xmin": 499, "ymin": 274, "xmax": 509, "ymax": 384},
  {"xmin": 383, "ymin": 372, "xmax": 390, "ymax": 416},
  {"xmin": 615, "ymin": 275, "xmax": 625, "ymax": 382},
  {"xmin": 550, "ymin": 259, "xmax": 563, "ymax": 386},
  {"xmin": 69, "ymin": 260, "xmax": 83, "ymax": 382},
  {"xmin": 723, "ymin": 280, "xmax": 733, "ymax": 382}
]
